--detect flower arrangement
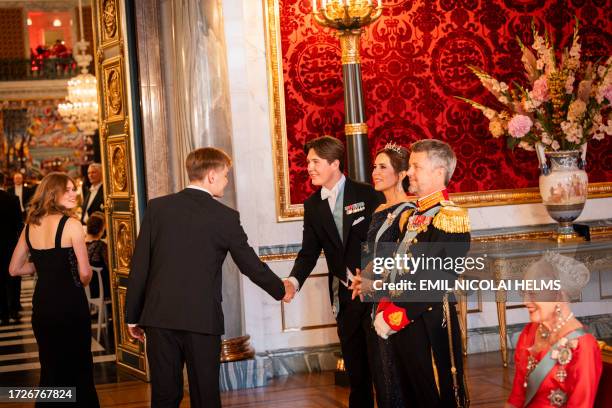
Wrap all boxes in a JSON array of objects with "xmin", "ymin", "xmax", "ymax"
[{"xmin": 457, "ymin": 19, "xmax": 612, "ymax": 152}]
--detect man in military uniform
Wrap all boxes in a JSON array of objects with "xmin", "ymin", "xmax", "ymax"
[{"xmin": 357, "ymin": 139, "xmax": 470, "ymax": 407}]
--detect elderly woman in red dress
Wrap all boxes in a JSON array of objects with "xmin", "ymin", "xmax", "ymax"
[{"xmin": 506, "ymin": 253, "xmax": 602, "ymax": 408}]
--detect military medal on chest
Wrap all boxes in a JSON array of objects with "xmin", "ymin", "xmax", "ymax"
[
  {"xmin": 407, "ymin": 214, "xmax": 432, "ymax": 232},
  {"xmin": 345, "ymin": 201, "xmax": 365, "ymax": 215}
]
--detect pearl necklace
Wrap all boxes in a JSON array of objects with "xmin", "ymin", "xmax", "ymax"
[{"xmin": 539, "ymin": 312, "xmax": 574, "ymax": 340}]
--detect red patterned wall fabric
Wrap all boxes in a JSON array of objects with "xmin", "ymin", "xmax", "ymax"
[{"xmin": 280, "ymin": 0, "xmax": 612, "ymax": 205}]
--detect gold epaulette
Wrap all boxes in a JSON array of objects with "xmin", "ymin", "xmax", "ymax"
[
  {"xmin": 399, "ymin": 208, "xmax": 415, "ymax": 232},
  {"xmin": 433, "ymin": 204, "xmax": 470, "ymax": 233}
]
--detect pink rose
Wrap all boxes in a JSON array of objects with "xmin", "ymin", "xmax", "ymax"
[
  {"xmin": 603, "ymin": 85, "xmax": 612, "ymax": 104},
  {"xmin": 531, "ymin": 76, "xmax": 549, "ymax": 102},
  {"xmin": 508, "ymin": 115, "xmax": 533, "ymax": 138}
]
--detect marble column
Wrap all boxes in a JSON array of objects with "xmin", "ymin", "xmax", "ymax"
[{"xmin": 159, "ymin": 0, "xmax": 243, "ymax": 339}]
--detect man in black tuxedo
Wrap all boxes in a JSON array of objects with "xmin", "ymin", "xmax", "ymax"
[
  {"xmin": 0, "ymin": 173, "xmax": 24, "ymax": 325},
  {"xmin": 284, "ymin": 136, "xmax": 381, "ymax": 408},
  {"xmin": 8, "ymin": 172, "xmax": 33, "ymax": 219},
  {"xmin": 126, "ymin": 147, "xmax": 290, "ymax": 408},
  {"xmin": 81, "ymin": 163, "xmax": 104, "ymax": 224}
]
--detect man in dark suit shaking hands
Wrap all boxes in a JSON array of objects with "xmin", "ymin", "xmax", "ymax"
[
  {"xmin": 284, "ymin": 136, "xmax": 381, "ymax": 408},
  {"xmin": 126, "ymin": 147, "xmax": 290, "ymax": 408}
]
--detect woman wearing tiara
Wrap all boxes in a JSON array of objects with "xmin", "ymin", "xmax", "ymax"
[
  {"xmin": 506, "ymin": 253, "xmax": 602, "ymax": 408},
  {"xmin": 357, "ymin": 142, "xmax": 414, "ymax": 407}
]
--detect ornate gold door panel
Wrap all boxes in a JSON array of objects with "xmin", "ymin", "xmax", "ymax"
[{"xmin": 92, "ymin": 0, "xmax": 148, "ymax": 380}]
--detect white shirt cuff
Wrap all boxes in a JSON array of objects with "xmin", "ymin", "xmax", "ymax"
[
  {"xmin": 286, "ymin": 277, "xmax": 300, "ymax": 292},
  {"xmin": 128, "ymin": 323, "xmax": 137, "ymax": 328}
]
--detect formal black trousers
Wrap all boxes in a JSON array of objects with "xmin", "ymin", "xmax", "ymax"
[
  {"xmin": 336, "ymin": 285, "xmax": 381, "ymax": 408},
  {"xmin": 146, "ymin": 327, "xmax": 221, "ymax": 408},
  {"xmin": 390, "ymin": 305, "xmax": 466, "ymax": 408}
]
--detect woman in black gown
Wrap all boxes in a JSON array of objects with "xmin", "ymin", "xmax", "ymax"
[
  {"xmin": 359, "ymin": 143, "xmax": 414, "ymax": 408},
  {"xmin": 10, "ymin": 172, "xmax": 100, "ymax": 407}
]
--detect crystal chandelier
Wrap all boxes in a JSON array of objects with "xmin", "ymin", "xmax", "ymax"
[{"xmin": 58, "ymin": 0, "xmax": 98, "ymax": 135}]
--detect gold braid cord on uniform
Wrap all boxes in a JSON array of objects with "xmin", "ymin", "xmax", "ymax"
[
  {"xmin": 399, "ymin": 208, "xmax": 414, "ymax": 232},
  {"xmin": 433, "ymin": 205, "xmax": 470, "ymax": 233}
]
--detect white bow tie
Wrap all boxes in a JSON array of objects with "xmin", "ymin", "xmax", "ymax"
[{"xmin": 321, "ymin": 188, "xmax": 335, "ymax": 201}]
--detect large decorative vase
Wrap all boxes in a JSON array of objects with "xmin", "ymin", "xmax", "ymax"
[{"xmin": 538, "ymin": 150, "xmax": 588, "ymax": 239}]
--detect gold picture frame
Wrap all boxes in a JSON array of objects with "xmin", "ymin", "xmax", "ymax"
[
  {"xmin": 106, "ymin": 134, "xmax": 132, "ymax": 198},
  {"xmin": 98, "ymin": 0, "xmax": 121, "ymax": 49},
  {"xmin": 101, "ymin": 56, "xmax": 126, "ymax": 124},
  {"xmin": 262, "ymin": 0, "xmax": 612, "ymax": 221}
]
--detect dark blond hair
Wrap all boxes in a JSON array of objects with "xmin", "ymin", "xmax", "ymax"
[
  {"xmin": 304, "ymin": 136, "xmax": 345, "ymax": 171},
  {"xmin": 186, "ymin": 147, "xmax": 232, "ymax": 181},
  {"xmin": 26, "ymin": 172, "xmax": 76, "ymax": 225}
]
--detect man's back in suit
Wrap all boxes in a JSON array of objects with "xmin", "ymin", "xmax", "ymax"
[
  {"xmin": 126, "ymin": 188, "xmax": 285, "ymax": 334},
  {"xmin": 125, "ymin": 146, "xmax": 287, "ymax": 408}
]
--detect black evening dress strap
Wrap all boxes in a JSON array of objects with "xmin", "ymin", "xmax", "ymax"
[
  {"xmin": 25, "ymin": 224, "xmax": 32, "ymax": 249},
  {"xmin": 55, "ymin": 215, "xmax": 70, "ymax": 249}
]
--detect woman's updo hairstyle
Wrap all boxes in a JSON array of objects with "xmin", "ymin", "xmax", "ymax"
[{"xmin": 375, "ymin": 142, "xmax": 410, "ymax": 192}]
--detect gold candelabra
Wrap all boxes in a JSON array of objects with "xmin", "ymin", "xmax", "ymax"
[
  {"xmin": 312, "ymin": 0, "xmax": 383, "ymax": 30},
  {"xmin": 312, "ymin": 0, "xmax": 383, "ymax": 182}
]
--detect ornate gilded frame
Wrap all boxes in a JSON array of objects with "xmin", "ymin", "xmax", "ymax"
[{"xmin": 262, "ymin": 0, "xmax": 612, "ymax": 221}]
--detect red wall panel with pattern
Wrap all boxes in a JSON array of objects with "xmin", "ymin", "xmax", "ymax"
[{"xmin": 279, "ymin": 0, "xmax": 612, "ymax": 205}]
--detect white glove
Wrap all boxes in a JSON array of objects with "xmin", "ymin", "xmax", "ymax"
[{"xmin": 374, "ymin": 312, "xmax": 396, "ymax": 339}]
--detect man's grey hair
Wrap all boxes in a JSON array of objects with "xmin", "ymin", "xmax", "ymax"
[
  {"xmin": 410, "ymin": 139, "xmax": 457, "ymax": 185},
  {"xmin": 88, "ymin": 163, "xmax": 102, "ymax": 171}
]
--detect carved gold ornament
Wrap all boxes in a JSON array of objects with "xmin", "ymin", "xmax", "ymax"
[
  {"xmin": 117, "ymin": 289, "xmax": 138, "ymax": 348},
  {"xmin": 344, "ymin": 122, "xmax": 368, "ymax": 135},
  {"xmin": 111, "ymin": 145, "xmax": 128, "ymax": 192},
  {"xmin": 102, "ymin": 0, "xmax": 118, "ymax": 39},
  {"xmin": 339, "ymin": 31, "xmax": 361, "ymax": 65},
  {"xmin": 106, "ymin": 68, "xmax": 122, "ymax": 116},
  {"xmin": 116, "ymin": 221, "xmax": 133, "ymax": 268}
]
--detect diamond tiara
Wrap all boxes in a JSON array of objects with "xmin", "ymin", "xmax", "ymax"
[{"xmin": 384, "ymin": 142, "xmax": 403, "ymax": 154}]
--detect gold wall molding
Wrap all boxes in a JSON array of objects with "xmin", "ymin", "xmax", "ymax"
[
  {"xmin": 262, "ymin": 0, "xmax": 612, "ymax": 221},
  {"xmin": 92, "ymin": 0, "xmax": 147, "ymax": 380},
  {"xmin": 99, "ymin": 0, "xmax": 120, "ymax": 48},
  {"xmin": 102, "ymin": 58, "xmax": 124, "ymax": 122},
  {"xmin": 260, "ymin": 225, "xmax": 612, "ymax": 262},
  {"xmin": 106, "ymin": 135, "xmax": 131, "ymax": 197},
  {"xmin": 117, "ymin": 288, "xmax": 139, "ymax": 353}
]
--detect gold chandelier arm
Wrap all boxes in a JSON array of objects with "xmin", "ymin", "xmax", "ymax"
[
  {"xmin": 313, "ymin": 11, "xmax": 330, "ymax": 27},
  {"xmin": 370, "ymin": 5, "xmax": 383, "ymax": 23}
]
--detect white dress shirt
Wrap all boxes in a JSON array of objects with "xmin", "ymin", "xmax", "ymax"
[
  {"xmin": 320, "ymin": 174, "xmax": 346, "ymax": 212},
  {"xmin": 14, "ymin": 184, "xmax": 24, "ymax": 211}
]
